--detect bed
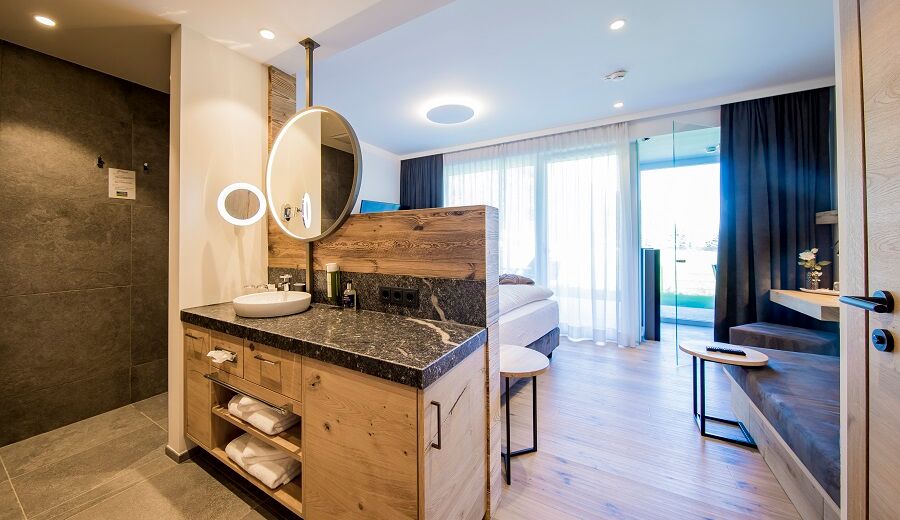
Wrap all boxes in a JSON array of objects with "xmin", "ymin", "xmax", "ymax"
[{"xmin": 498, "ymin": 284, "xmax": 560, "ymax": 358}]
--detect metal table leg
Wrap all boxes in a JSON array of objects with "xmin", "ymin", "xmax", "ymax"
[
  {"xmin": 502, "ymin": 375, "xmax": 540, "ymax": 484},
  {"xmin": 692, "ymin": 357, "xmax": 757, "ymax": 448}
]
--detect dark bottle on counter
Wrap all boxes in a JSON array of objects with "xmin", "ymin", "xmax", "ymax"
[{"xmin": 342, "ymin": 282, "xmax": 357, "ymax": 310}]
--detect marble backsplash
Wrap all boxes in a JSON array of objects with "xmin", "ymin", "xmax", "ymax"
[{"xmin": 268, "ymin": 267, "xmax": 486, "ymax": 327}]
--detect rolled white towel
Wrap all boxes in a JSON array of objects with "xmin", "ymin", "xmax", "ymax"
[
  {"xmin": 225, "ymin": 434, "xmax": 300, "ymax": 490},
  {"xmin": 241, "ymin": 436, "xmax": 292, "ymax": 466}
]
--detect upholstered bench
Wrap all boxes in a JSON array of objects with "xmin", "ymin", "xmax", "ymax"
[
  {"xmin": 725, "ymin": 348, "xmax": 839, "ymax": 519},
  {"xmin": 729, "ymin": 322, "xmax": 839, "ymax": 357}
]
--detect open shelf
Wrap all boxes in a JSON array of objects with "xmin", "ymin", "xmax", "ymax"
[
  {"xmin": 209, "ymin": 446, "xmax": 303, "ymax": 516},
  {"xmin": 211, "ymin": 405, "xmax": 303, "ymax": 462}
]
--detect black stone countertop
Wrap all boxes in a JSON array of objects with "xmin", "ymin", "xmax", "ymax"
[{"xmin": 180, "ymin": 303, "xmax": 486, "ymax": 389}]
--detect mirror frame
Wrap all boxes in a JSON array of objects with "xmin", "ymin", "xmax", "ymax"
[
  {"xmin": 265, "ymin": 105, "xmax": 363, "ymax": 242},
  {"xmin": 217, "ymin": 182, "xmax": 267, "ymax": 226}
]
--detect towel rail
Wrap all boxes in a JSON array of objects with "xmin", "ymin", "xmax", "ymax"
[{"xmin": 203, "ymin": 372, "xmax": 292, "ymax": 416}]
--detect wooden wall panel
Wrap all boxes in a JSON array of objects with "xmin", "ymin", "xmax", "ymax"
[
  {"xmin": 268, "ymin": 66, "xmax": 296, "ymax": 151},
  {"xmin": 834, "ymin": 1, "xmax": 868, "ymax": 518},
  {"xmin": 269, "ymin": 206, "xmax": 491, "ymax": 281}
]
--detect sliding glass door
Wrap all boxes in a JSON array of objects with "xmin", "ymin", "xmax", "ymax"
[{"xmin": 639, "ymin": 122, "xmax": 720, "ymax": 361}]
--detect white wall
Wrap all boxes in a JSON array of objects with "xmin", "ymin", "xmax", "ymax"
[
  {"xmin": 167, "ymin": 26, "xmax": 269, "ymax": 454},
  {"xmin": 353, "ymin": 141, "xmax": 401, "ymax": 212}
]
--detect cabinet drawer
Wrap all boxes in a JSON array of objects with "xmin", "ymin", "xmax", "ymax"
[
  {"xmin": 244, "ymin": 342, "xmax": 302, "ymax": 403},
  {"xmin": 210, "ymin": 331, "xmax": 244, "ymax": 377},
  {"xmin": 184, "ymin": 327, "xmax": 210, "ymax": 373}
]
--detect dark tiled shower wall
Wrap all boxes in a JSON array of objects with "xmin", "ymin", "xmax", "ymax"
[
  {"xmin": 268, "ymin": 268, "xmax": 487, "ymax": 327},
  {"xmin": 0, "ymin": 41, "xmax": 169, "ymax": 445}
]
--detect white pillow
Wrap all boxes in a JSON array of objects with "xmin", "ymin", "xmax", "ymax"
[{"xmin": 499, "ymin": 285, "xmax": 554, "ymax": 315}]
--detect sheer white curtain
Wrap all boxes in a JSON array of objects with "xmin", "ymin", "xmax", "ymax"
[{"xmin": 444, "ymin": 123, "xmax": 640, "ymax": 346}]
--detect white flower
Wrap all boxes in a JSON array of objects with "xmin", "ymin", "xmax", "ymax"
[{"xmin": 799, "ymin": 251, "xmax": 816, "ymax": 261}]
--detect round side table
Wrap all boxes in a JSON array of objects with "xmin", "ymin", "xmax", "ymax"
[
  {"xmin": 500, "ymin": 344, "xmax": 550, "ymax": 484},
  {"xmin": 679, "ymin": 341, "xmax": 768, "ymax": 448}
]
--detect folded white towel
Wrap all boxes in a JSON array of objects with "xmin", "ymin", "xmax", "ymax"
[
  {"xmin": 241, "ymin": 436, "xmax": 292, "ymax": 466},
  {"xmin": 227, "ymin": 395, "xmax": 300, "ymax": 435},
  {"xmin": 228, "ymin": 395, "xmax": 269, "ymax": 415},
  {"xmin": 225, "ymin": 434, "xmax": 300, "ymax": 490}
]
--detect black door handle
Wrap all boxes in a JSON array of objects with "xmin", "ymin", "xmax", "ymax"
[{"xmin": 839, "ymin": 291, "xmax": 894, "ymax": 313}]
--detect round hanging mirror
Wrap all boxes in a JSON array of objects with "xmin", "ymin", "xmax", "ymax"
[
  {"xmin": 266, "ymin": 106, "xmax": 362, "ymax": 241},
  {"xmin": 217, "ymin": 182, "xmax": 267, "ymax": 226}
]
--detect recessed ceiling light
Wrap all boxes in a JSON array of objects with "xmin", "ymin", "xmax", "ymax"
[
  {"xmin": 609, "ymin": 19, "xmax": 626, "ymax": 31},
  {"xmin": 426, "ymin": 104, "xmax": 475, "ymax": 125},
  {"xmin": 258, "ymin": 29, "xmax": 275, "ymax": 40},
  {"xmin": 613, "ymin": 101, "xmax": 624, "ymax": 109},
  {"xmin": 34, "ymin": 15, "xmax": 56, "ymax": 27},
  {"xmin": 421, "ymin": 97, "xmax": 480, "ymax": 125}
]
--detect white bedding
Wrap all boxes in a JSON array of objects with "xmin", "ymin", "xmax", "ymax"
[
  {"xmin": 499, "ymin": 299, "xmax": 559, "ymax": 347},
  {"xmin": 498, "ymin": 284, "xmax": 554, "ymax": 315}
]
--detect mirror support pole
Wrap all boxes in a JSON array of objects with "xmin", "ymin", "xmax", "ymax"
[
  {"xmin": 305, "ymin": 242, "xmax": 313, "ymax": 294},
  {"xmin": 300, "ymin": 36, "xmax": 319, "ymax": 294},
  {"xmin": 299, "ymin": 38, "xmax": 320, "ymax": 108}
]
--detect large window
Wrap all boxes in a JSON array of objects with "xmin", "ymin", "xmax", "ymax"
[{"xmin": 444, "ymin": 124, "xmax": 639, "ymax": 345}]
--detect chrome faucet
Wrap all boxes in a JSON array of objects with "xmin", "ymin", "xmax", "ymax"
[{"xmin": 278, "ymin": 274, "xmax": 292, "ymax": 291}]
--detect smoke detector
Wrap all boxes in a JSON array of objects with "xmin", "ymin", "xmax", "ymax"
[{"xmin": 603, "ymin": 70, "xmax": 627, "ymax": 82}]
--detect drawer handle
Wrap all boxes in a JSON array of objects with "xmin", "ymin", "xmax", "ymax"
[
  {"xmin": 185, "ymin": 332, "xmax": 201, "ymax": 340},
  {"xmin": 254, "ymin": 355, "xmax": 280, "ymax": 365},
  {"xmin": 203, "ymin": 373, "xmax": 292, "ymax": 415},
  {"xmin": 430, "ymin": 401, "xmax": 442, "ymax": 450}
]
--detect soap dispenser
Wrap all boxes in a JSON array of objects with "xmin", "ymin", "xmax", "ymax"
[{"xmin": 342, "ymin": 282, "xmax": 357, "ymax": 310}]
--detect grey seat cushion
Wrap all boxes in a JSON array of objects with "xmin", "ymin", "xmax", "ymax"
[
  {"xmin": 725, "ymin": 348, "xmax": 839, "ymax": 505},
  {"xmin": 730, "ymin": 322, "xmax": 839, "ymax": 356}
]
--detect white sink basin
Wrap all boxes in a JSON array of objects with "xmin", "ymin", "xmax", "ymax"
[{"xmin": 233, "ymin": 291, "xmax": 311, "ymax": 318}]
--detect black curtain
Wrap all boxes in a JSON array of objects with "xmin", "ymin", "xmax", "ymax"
[
  {"xmin": 714, "ymin": 87, "xmax": 835, "ymax": 341},
  {"xmin": 400, "ymin": 154, "xmax": 443, "ymax": 209}
]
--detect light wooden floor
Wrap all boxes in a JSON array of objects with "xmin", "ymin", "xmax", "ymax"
[{"xmin": 494, "ymin": 337, "xmax": 801, "ymax": 520}]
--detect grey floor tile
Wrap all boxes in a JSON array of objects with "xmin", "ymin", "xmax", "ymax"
[
  {"xmin": 0, "ymin": 405, "xmax": 153, "ymax": 478},
  {"xmin": 11, "ymin": 424, "xmax": 166, "ymax": 517},
  {"xmin": 0, "ymin": 480, "xmax": 25, "ymax": 520},
  {"xmin": 31, "ymin": 451, "xmax": 175, "ymax": 520},
  {"xmin": 67, "ymin": 460, "xmax": 260, "ymax": 520},
  {"xmin": 131, "ymin": 392, "xmax": 168, "ymax": 424}
]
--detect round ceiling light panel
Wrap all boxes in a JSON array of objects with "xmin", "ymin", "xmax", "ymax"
[
  {"xmin": 425, "ymin": 104, "xmax": 476, "ymax": 125},
  {"xmin": 34, "ymin": 15, "xmax": 57, "ymax": 27}
]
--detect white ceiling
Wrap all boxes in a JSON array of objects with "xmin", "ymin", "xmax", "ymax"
[
  {"xmin": 0, "ymin": 0, "xmax": 451, "ymax": 92},
  {"xmin": 306, "ymin": 0, "xmax": 836, "ymax": 155}
]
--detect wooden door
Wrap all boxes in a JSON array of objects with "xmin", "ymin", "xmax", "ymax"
[
  {"xmin": 301, "ymin": 357, "xmax": 419, "ymax": 520},
  {"xmin": 859, "ymin": 0, "xmax": 900, "ymax": 517},
  {"xmin": 420, "ymin": 346, "xmax": 486, "ymax": 520}
]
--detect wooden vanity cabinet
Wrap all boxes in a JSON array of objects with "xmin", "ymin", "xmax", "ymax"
[{"xmin": 183, "ymin": 323, "xmax": 487, "ymax": 520}]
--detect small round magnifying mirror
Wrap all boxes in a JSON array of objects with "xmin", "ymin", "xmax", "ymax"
[{"xmin": 217, "ymin": 183, "xmax": 267, "ymax": 226}]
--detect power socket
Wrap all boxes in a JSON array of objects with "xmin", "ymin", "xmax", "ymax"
[{"xmin": 378, "ymin": 286, "xmax": 419, "ymax": 308}]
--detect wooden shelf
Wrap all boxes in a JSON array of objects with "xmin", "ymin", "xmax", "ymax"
[
  {"xmin": 211, "ymin": 405, "xmax": 302, "ymax": 462},
  {"xmin": 209, "ymin": 446, "xmax": 303, "ymax": 516},
  {"xmin": 770, "ymin": 289, "xmax": 840, "ymax": 322}
]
